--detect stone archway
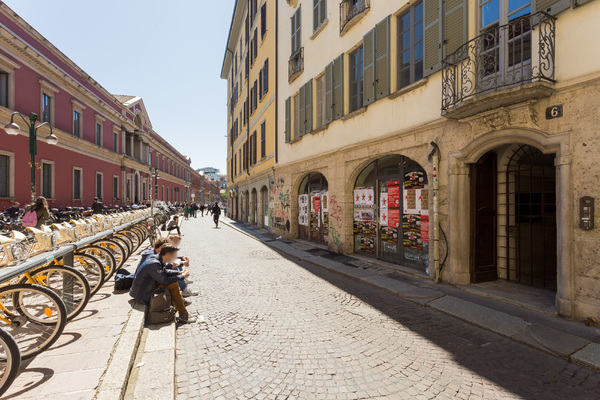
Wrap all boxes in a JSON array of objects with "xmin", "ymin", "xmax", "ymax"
[{"xmin": 448, "ymin": 128, "xmax": 573, "ymax": 315}]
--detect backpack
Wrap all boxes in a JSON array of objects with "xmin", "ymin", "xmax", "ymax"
[
  {"xmin": 114, "ymin": 268, "xmax": 134, "ymax": 291},
  {"xmin": 147, "ymin": 287, "xmax": 176, "ymax": 324},
  {"xmin": 22, "ymin": 210, "xmax": 38, "ymax": 227}
]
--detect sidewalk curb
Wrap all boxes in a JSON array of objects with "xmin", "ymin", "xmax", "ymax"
[{"xmin": 221, "ymin": 218, "xmax": 600, "ymax": 373}]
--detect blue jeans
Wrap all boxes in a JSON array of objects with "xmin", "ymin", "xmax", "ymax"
[{"xmin": 175, "ymin": 265, "xmax": 188, "ymax": 291}]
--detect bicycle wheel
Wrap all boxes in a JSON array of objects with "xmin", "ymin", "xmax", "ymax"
[
  {"xmin": 121, "ymin": 230, "xmax": 140, "ymax": 252},
  {"xmin": 148, "ymin": 226, "xmax": 158, "ymax": 246},
  {"xmin": 111, "ymin": 234, "xmax": 132, "ymax": 259},
  {"xmin": 19, "ymin": 265, "xmax": 90, "ymax": 321},
  {"xmin": 0, "ymin": 327, "xmax": 20, "ymax": 397},
  {"xmin": 0, "ymin": 284, "xmax": 66, "ymax": 359},
  {"xmin": 69, "ymin": 253, "xmax": 106, "ymax": 295},
  {"xmin": 131, "ymin": 225, "xmax": 148, "ymax": 241},
  {"xmin": 92, "ymin": 239, "xmax": 127, "ymax": 270},
  {"xmin": 77, "ymin": 245, "xmax": 117, "ymax": 282}
]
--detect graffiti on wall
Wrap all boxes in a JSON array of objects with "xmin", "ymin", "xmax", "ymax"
[
  {"xmin": 270, "ymin": 178, "xmax": 290, "ymax": 232},
  {"xmin": 330, "ymin": 226, "xmax": 341, "ymax": 245},
  {"xmin": 329, "ymin": 195, "xmax": 343, "ymax": 229}
]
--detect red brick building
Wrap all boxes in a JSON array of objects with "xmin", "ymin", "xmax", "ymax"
[{"xmin": 0, "ymin": 3, "xmax": 201, "ymax": 210}]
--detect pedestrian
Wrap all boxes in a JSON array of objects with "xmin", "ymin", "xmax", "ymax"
[
  {"xmin": 199, "ymin": 204, "xmax": 205, "ymax": 217},
  {"xmin": 92, "ymin": 197, "xmax": 104, "ymax": 214},
  {"xmin": 211, "ymin": 202, "xmax": 221, "ymax": 228},
  {"xmin": 191, "ymin": 203, "xmax": 198, "ymax": 218},
  {"xmin": 7, "ymin": 201, "xmax": 20, "ymax": 223},
  {"xmin": 24, "ymin": 196, "xmax": 50, "ymax": 229},
  {"xmin": 183, "ymin": 203, "xmax": 190, "ymax": 220},
  {"xmin": 167, "ymin": 215, "xmax": 182, "ymax": 235}
]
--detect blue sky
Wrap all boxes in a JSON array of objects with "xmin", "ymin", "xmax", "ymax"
[{"xmin": 4, "ymin": 0, "xmax": 235, "ymax": 172}]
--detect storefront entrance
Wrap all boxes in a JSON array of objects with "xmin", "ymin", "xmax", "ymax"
[
  {"xmin": 298, "ymin": 173, "xmax": 329, "ymax": 245},
  {"xmin": 353, "ymin": 155, "xmax": 429, "ymax": 272}
]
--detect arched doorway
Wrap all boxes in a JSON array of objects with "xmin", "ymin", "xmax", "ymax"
[
  {"xmin": 471, "ymin": 145, "xmax": 557, "ymax": 290},
  {"xmin": 261, "ymin": 186, "xmax": 269, "ymax": 228},
  {"xmin": 244, "ymin": 191, "xmax": 250, "ymax": 222},
  {"xmin": 298, "ymin": 173, "xmax": 328, "ymax": 245},
  {"xmin": 353, "ymin": 155, "xmax": 429, "ymax": 271},
  {"xmin": 251, "ymin": 188, "xmax": 258, "ymax": 225}
]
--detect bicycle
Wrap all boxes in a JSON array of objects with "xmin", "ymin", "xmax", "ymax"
[{"xmin": 0, "ymin": 326, "xmax": 20, "ymax": 397}]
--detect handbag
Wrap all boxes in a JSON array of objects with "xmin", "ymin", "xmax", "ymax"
[{"xmin": 147, "ymin": 287, "xmax": 176, "ymax": 324}]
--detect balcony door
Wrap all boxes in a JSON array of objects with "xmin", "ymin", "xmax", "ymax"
[{"xmin": 479, "ymin": 0, "xmax": 532, "ymax": 90}]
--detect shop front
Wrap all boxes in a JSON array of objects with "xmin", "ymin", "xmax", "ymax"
[
  {"xmin": 353, "ymin": 155, "xmax": 429, "ymax": 273},
  {"xmin": 298, "ymin": 173, "xmax": 329, "ymax": 245}
]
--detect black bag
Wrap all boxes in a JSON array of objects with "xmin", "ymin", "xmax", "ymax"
[
  {"xmin": 160, "ymin": 223, "xmax": 167, "ymax": 231},
  {"xmin": 114, "ymin": 268, "xmax": 135, "ymax": 291},
  {"xmin": 147, "ymin": 287, "xmax": 176, "ymax": 324}
]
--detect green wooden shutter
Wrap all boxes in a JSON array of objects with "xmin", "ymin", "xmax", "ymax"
[
  {"xmin": 444, "ymin": 0, "xmax": 467, "ymax": 57},
  {"xmin": 574, "ymin": 0, "xmax": 593, "ymax": 6},
  {"xmin": 333, "ymin": 54, "xmax": 344, "ymax": 120},
  {"xmin": 363, "ymin": 28, "xmax": 376, "ymax": 106},
  {"xmin": 325, "ymin": 62, "xmax": 333, "ymax": 123},
  {"xmin": 291, "ymin": 11, "xmax": 297, "ymax": 53},
  {"xmin": 534, "ymin": 0, "xmax": 571, "ymax": 15},
  {"xmin": 305, "ymin": 79, "xmax": 313, "ymax": 133},
  {"xmin": 375, "ymin": 16, "xmax": 391, "ymax": 99},
  {"xmin": 299, "ymin": 84, "xmax": 306, "ymax": 136},
  {"xmin": 285, "ymin": 97, "xmax": 291, "ymax": 143},
  {"xmin": 424, "ymin": 0, "xmax": 443, "ymax": 76}
]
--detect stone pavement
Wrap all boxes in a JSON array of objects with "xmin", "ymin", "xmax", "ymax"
[
  {"xmin": 175, "ymin": 216, "xmax": 600, "ymax": 400},
  {"xmin": 3, "ymin": 246, "xmax": 147, "ymax": 400}
]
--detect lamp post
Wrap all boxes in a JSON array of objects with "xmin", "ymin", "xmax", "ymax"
[
  {"xmin": 184, "ymin": 181, "xmax": 190, "ymax": 202},
  {"xmin": 4, "ymin": 112, "xmax": 59, "ymax": 203},
  {"xmin": 149, "ymin": 166, "xmax": 160, "ymax": 215}
]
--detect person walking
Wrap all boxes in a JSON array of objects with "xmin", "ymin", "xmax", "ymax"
[
  {"xmin": 7, "ymin": 201, "xmax": 20, "ymax": 224},
  {"xmin": 183, "ymin": 203, "xmax": 190, "ymax": 220},
  {"xmin": 92, "ymin": 197, "xmax": 104, "ymax": 214},
  {"xmin": 191, "ymin": 203, "xmax": 198, "ymax": 218},
  {"xmin": 24, "ymin": 196, "xmax": 50, "ymax": 229},
  {"xmin": 199, "ymin": 204, "xmax": 205, "ymax": 217},
  {"xmin": 211, "ymin": 202, "xmax": 221, "ymax": 228}
]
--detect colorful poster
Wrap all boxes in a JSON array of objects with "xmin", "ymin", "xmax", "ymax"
[
  {"xmin": 321, "ymin": 192, "xmax": 329, "ymax": 212},
  {"xmin": 404, "ymin": 189, "xmax": 418, "ymax": 214},
  {"xmin": 323, "ymin": 212, "xmax": 329, "ymax": 235},
  {"xmin": 379, "ymin": 193, "xmax": 388, "ymax": 209},
  {"xmin": 405, "ymin": 171, "xmax": 425, "ymax": 189},
  {"xmin": 388, "ymin": 208, "xmax": 400, "ymax": 228},
  {"xmin": 418, "ymin": 188, "xmax": 429, "ymax": 216},
  {"xmin": 298, "ymin": 194, "xmax": 309, "ymax": 226},
  {"xmin": 402, "ymin": 214, "xmax": 422, "ymax": 250},
  {"xmin": 380, "ymin": 208, "xmax": 388, "ymax": 226},
  {"xmin": 388, "ymin": 182, "xmax": 401, "ymax": 208},
  {"xmin": 360, "ymin": 209, "xmax": 374, "ymax": 222},
  {"xmin": 362, "ymin": 222, "xmax": 375, "ymax": 236},
  {"xmin": 353, "ymin": 221, "xmax": 361, "ymax": 234},
  {"xmin": 313, "ymin": 196, "xmax": 321, "ymax": 213},
  {"xmin": 353, "ymin": 209, "xmax": 362, "ymax": 222},
  {"xmin": 360, "ymin": 236, "xmax": 375, "ymax": 254},
  {"xmin": 380, "ymin": 227, "xmax": 398, "ymax": 243},
  {"xmin": 421, "ymin": 215, "xmax": 429, "ymax": 243}
]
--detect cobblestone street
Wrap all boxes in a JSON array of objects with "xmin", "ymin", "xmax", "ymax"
[{"xmin": 175, "ymin": 216, "xmax": 600, "ymax": 400}]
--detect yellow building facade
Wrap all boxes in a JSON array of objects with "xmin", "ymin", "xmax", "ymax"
[
  {"xmin": 222, "ymin": 0, "xmax": 277, "ymax": 228},
  {"xmin": 270, "ymin": 0, "xmax": 600, "ymax": 320}
]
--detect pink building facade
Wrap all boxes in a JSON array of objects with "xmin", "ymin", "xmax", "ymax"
[{"xmin": 0, "ymin": 3, "xmax": 201, "ymax": 210}]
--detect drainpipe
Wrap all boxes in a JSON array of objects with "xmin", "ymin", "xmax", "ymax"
[
  {"xmin": 274, "ymin": 0, "xmax": 278, "ymax": 164},
  {"xmin": 429, "ymin": 142, "xmax": 441, "ymax": 282}
]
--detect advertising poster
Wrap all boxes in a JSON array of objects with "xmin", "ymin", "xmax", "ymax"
[
  {"xmin": 360, "ymin": 209, "xmax": 374, "ymax": 222},
  {"xmin": 402, "ymin": 214, "xmax": 422, "ymax": 250},
  {"xmin": 418, "ymin": 188, "xmax": 429, "ymax": 216},
  {"xmin": 404, "ymin": 189, "xmax": 418, "ymax": 214},
  {"xmin": 380, "ymin": 208, "xmax": 388, "ymax": 226},
  {"xmin": 354, "ymin": 209, "xmax": 362, "ymax": 222},
  {"xmin": 298, "ymin": 194, "xmax": 309, "ymax": 226},
  {"xmin": 321, "ymin": 192, "xmax": 329, "ymax": 212},
  {"xmin": 310, "ymin": 212, "xmax": 320, "ymax": 232},
  {"xmin": 404, "ymin": 171, "xmax": 425, "ymax": 189},
  {"xmin": 353, "ymin": 221, "xmax": 361, "ymax": 235},
  {"xmin": 323, "ymin": 212, "xmax": 329, "ymax": 235},
  {"xmin": 313, "ymin": 196, "xmax": 321, "ymax": 213},
  {"xmin": 388, "ymin": 208, "xmax": 400, "ymax": 228},
  {"xmin": 388, "ymin": 182, "xmax": 401, "ymax": 208},
  {"xmin": 360, "ymin": 236, "xmax": 375, "ymax": 254},
  {"xmin": 421, "ymin": 214, "xmax": 429, "ymax": 243},
  {"xmin": 380, "ymin": 227, "xmax": 398, "ymax": 243}
]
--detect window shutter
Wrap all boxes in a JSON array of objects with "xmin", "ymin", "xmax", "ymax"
[
  {"xmin": 305, "ymin": 79, "xmax": 313, "ymax": 134},
  {"xmin": 259, "ymin": 70, "xmax": 263, "ymax": 100},
  {"xmin": 533, "ymin": 0, "xmax": 571, "ymax": 15},
  {"xmin": 299, "ymin": 84, "xmax": 306, "ymax": 136},
  {"xmin": 291, "ymin": 12, "xmax": 297, "ymax": 53},
  {"xmin": 332, "ymin": 54, "xmax": 344, "ymax": 120},
  {"xmin": 424, "ymin": 0, "xmax": 443, "ymax": 76},
  {"xmin": 444, "ymin": 0, "xmax": 467, "ymax": 57},
  {"xmin": 253, "ymin": 29, "xmax": 258, "ymax": 60},
  {"xmin": 264, "ymin": 59, "xmax": 269, "ymax": 94},
  {"xmin": 375, "ymin": 15, "xmax": 391, "ymax": 99},
  {"xmin": 285, "ymin": 97, "xmax": 291, "ymax": 143},
  {"xmin": 363, "ymin": 28, "xmax": 376, "ymax": 106},
  {"xmin": 296, "ymin": 8, "xmax": 302, "ymax": 52},
  {"xmin": 574, "ymin": 0, "xmax": 593, "ymax": 5},
  {"xmin": 313, "ymin": 0, "xmax": 319, "ymax": 31},
  {"xmin": 325, "ymin": 62, "xmax": 334, "ymax": 123}
]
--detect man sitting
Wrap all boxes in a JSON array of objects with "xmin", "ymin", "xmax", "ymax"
[
  {"xmin": 167, "ymin": 215, "xmax": 182, "ymax": 235},
  {"xmin": 168, "ymin": 235, "xmax": 198, "ymax": 297},
  {"xmin": 130, "ymin": 244, "xmax": 196, "ymax": 324},
  {"xmin": 135, "ymin": 237, "xmax": 170, "ymax": 274}
]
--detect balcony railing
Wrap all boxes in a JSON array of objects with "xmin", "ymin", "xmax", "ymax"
[
  {"xmin": 340, "ymin": 0, "xmax": 370, "ymax": 33},
  {"xmin": 288, "ymin": 47, "xmax": 304, "ymax": 83},
  {"xmin": 442, "ymin": 12, "xmax": 556, "ymax": 113}
]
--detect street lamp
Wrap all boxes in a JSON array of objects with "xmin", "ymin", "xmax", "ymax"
[
  {"xmin": 149, "ymin": 166, "xmax": 160, "ymax": 215},
  {"xmin": 184, "ymin": 181, "xmax": 190, "ymax": 202},
  {"xmin": 4, "ymin": 112, "xmax": 59, "ymax": 202}
]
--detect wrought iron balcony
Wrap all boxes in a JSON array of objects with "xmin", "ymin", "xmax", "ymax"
[
  {"xmin": 288, "ymin": 47, "xmax": 304, "ymax": 83},
  {"xmin": 340, "ymin": 0, "xmax": 370, "ymax": 34},
  {"xmin": 442, "ymin": 12, "xmax": 556, "ymax": 116}
]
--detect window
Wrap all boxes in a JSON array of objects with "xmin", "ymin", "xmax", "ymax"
[
  {"xmin": 260, "ymin": 121, "xmax": 266, "ymax": 159},
  {"xmin": 42, "ymin": 93, "xmax": 51, "ymax": 123},
  {"xmin": 245, "ymin": 16, "xmax": 249, "ymax": 44},
  {"xmin": 113, "ymin": 176, "xmax": 119, "ymax": 200},
  {"xmin": 261, "ymin": 3, "xmax": 267, "ymax": 38},
  {"xmin": 113, "ymin": 132, "xmax": 118, "ymax": 152},
  {"xmin": 293, "ymin": 93, "xmax": 300, "ymax": 139},
  {"xmin": 0, "ymin": 71, "xmax": 8, "ymax": 108},
  {"xmin": 95, "ymin": 123, "xmax": 102, "ymax": 146},
  {"xmin": 263, "ymin": 59, "xmax": 269, "ymax": 95},
  {"xmin": 259, "ymin": 70, "xmax": 263, "ymax": 101},
  {"xmin": 313, "ymin": 0, "xmax": 327, "ymax": 32},
  {"xmin": 253, "ymin": 29, "xmax": 258, "ymax": 63},
  {"xmin": 96, "ymin": 172, "xmax": 103, "ymax": 198},
  {"xmin": 73, "ymin": 168, "xmax": 82, "ymax": 200},
  {"xmin": 252, "ymin": 132, "xmax": 257, "ymax": 165},
  {"xmin": 397, "ymin": 2, "xmax": 424, "ymax": 90},
  {"xmin": 42, "ymin": 162, "xmax": 53, "ymax": 198},
  {"xmin": 234, "ymin": 154, "xmax": 237, "ymax": 175},
  {"xmin": 73, "ymin": 111, "xmax": 81, "ymax": 137},
  {"xmin": 245, "ymin": 55, "xmax": 249, "ymax": 79},
  {"xmin": 349, "ymin": 45, "xmax": 364, "ymax": 112},
  {"xmin": 315, "ymin": 74, "xmax": 326, "ymax": 129},
  {"xmin": 252, "ymin": 80, "xmax": 258, "ymax": 113},
  {"xmin": 291, "ymin": 7, "xmax": 302, "ymax": 54},
  {"xmin": 0, "ymin": 154, "xmax": 8, "ymax": 197}
]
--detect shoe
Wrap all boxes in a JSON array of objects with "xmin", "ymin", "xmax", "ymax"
[
  {"xmin": 182, "ymin": 288, "xmax": 199, "ymax": 297},
  {"xmin": 177, "ymin": 312, "xmax": 197, "ymax": 324},
  {"xmin": 186, "ymin": 279, "xmax": 194, "ymax": 284},
  {"xmin": 183, "ymin": 299, "xmax": 192, "ymax": 307}
]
